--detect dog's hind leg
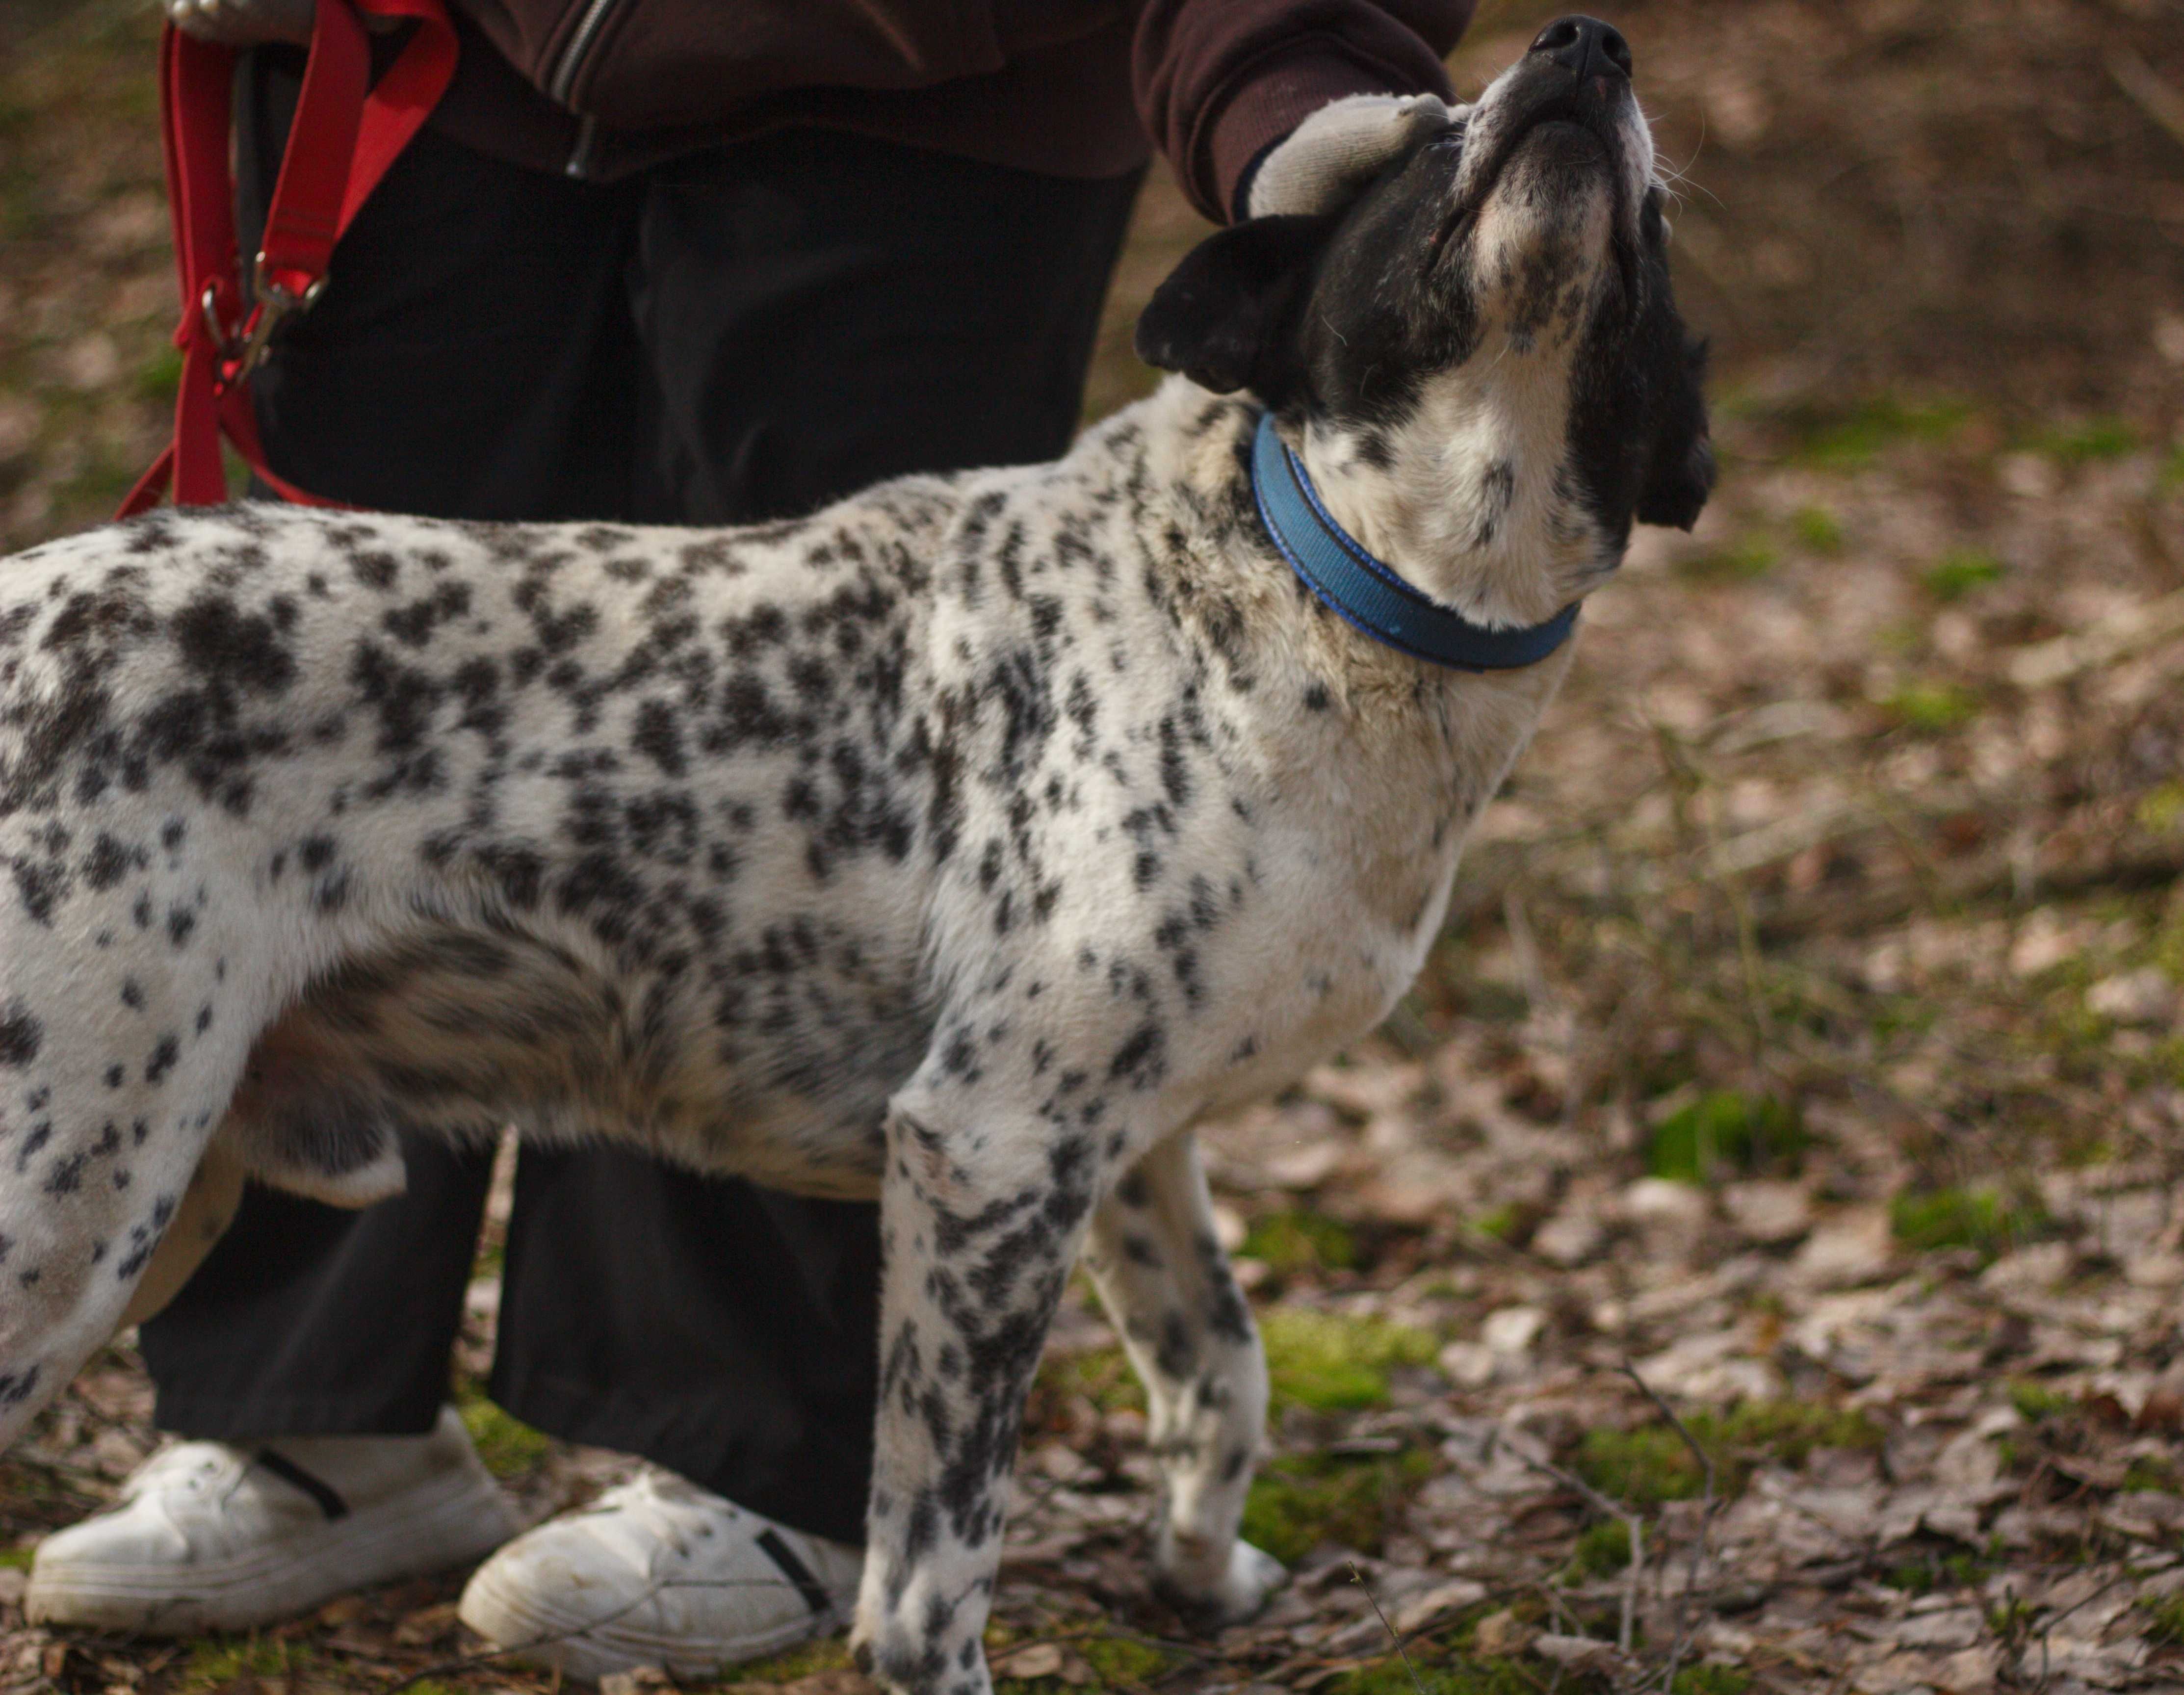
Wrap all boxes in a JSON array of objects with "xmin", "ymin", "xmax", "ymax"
[
  {"xmin": 1082, "ymin": 1130, "xmax": 1284, "ymax": 1622},
  {"xmin": 0, "ymin": 967, "xmax": 262, "ymax": 1447}
]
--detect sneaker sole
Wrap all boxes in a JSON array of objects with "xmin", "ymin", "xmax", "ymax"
[
  {"xmin": 458, "ymin": 1566, "xmax": 842, "ymax": 1684},
  {"xmin": 26, "ymin": 1465, "xmax": 518, "ymax": 1635}
]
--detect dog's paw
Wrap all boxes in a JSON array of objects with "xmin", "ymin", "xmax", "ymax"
[
  {"xmin": 1206, "ymin": 1539, "xmax": 1288, "ymax": 1623},
  {"xmin": 1156, "ymin": 1538, "xmax": 1287, "ymax": 1628}
]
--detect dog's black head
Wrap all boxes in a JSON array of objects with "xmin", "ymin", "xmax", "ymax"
[{"xmin": 1140, "ymin": 15, "xmax": 1714, "ymax": 601}]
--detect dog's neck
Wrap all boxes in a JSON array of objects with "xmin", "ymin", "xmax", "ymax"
[{"xmin": 1291, "ymin": 328, "xmax": 1624, "ymax": 633}]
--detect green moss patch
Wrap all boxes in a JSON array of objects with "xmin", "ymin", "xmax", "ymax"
[
  {"xmin": 1924, "ymin": 548, "xmax": 2003, "ymax": 600},
  {"xmin": 1671, "ymin": 1669, "xmax": 1753, "ymax": 1695},
  {"xmin": 730, "ymin": 1636, "xmax": 857, "ymax": 1683},
  {"xmin": 1260, "ymin": 1307, "xmax": 1439, "ymax": 1412},
  {"xmin": 1792, "ymin": 506, "xmax": 1845, "ymax": 554},
  {"xmin": 456, "ymin": 1393, "xmax": 554, "ymax": 1480},
  {"xmin": 2038, "ymin": 417, "xmax": 2138, "ymax": 465},
  {"xmin": 1794, "ymin": 396, "xmax": 1972, "ymax": 469},
  {"xmin": 1881, "ymin": 681, "xmax": 1982, "ymax": 734},
  {"xmin": 1678, "ymin": 535, "xmax": 1779, "ymax": 582},
  {"xmin": 1891, "ymin": 1186, "xmax": 2047, "ymax": 1259},
  {"xmin": 1033, "ymin": 1344, "xmax": 1146, "ymax": 1417},
  {"xmin": 2008, "ymin": 1378, "xmax": 2076, "ymax": 1422},
  {"xmin": 182, "ymin": 1639, "xmax": 313, "ymax": 1692},
  {"xmin": 1241, "ymin": 1210, "xmax": 1358, "ymax": 1279},
  {"xmin": 1562, "ymin": 1517, "xmax": 1633, "ymax": 1581},
  {"xmin": 2124, "ymin": 1456, "xmax": 2179, "ymax": 1493},
  {"xmin": 1332, "ymin": 1657, "xmax": 1562, "ymax": 1695},
  {"xmin": 1646, "ymin": 1090, "xmax": 1804, "ymax": 1186},
  {"xmin": 2143, "ymin": 1593, "xmax": 2184, "ymax": 1646},
  {"xmin": 1576, "ymin": 1402, "xmax": 1883, "ymax": 1507},
  {"xmin": 1879, "ymin": 1540, "xmax": 2000, "ymax": 1595},
  {"xmin": 1241, "ymin": 1448, "xmax": 1435, "ymax": 1564}
]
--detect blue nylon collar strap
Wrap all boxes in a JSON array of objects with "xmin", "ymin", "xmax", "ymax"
[{"xmin": 1250, "ymin": 410, "xmax": 1582, "ymax": 673}]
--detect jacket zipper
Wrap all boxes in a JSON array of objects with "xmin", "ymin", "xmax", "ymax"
[
  {"xmin": 564, "ymin": 115, "xmax": 600, "ymax": 178},
  {"xmin": 548, "ymin": 0, "xmax": 624, "ymax": 106}
]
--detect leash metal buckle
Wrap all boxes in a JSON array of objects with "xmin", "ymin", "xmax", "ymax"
[{"xmin": 236, "ymin": 251, "xmax": 328, "ymax": 375}]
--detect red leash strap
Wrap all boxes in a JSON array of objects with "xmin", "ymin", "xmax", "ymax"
[{"xmin": 120, "ymin": 0, "xmax": 456, "ymax": 518}]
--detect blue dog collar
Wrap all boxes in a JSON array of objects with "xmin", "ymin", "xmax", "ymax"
[{"xmin": 1250, "ymin": 410, "xmax": 1581, "ymax": 672}]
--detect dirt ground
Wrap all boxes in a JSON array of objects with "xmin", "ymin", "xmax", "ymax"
[{"xmin": 6, "ymin": 1, "xmax": 2184, "ymax": 1693}]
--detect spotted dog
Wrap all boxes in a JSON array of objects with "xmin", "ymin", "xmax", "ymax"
[{"xmin": 0, "ymin": 17, "xmax": 1709, "ymax": 1694}]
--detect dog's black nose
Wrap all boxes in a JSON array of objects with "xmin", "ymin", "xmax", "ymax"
[{"xmin": 1529, "ymin": 15, "xmax": 1633, "ymax": 82}]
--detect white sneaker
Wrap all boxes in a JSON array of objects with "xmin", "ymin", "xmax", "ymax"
[
  {"xmin": 457, "ymin": 1468, "xmax": 862, "ymax": 1682},
  {"xmin": 26, "ymin": 1405, "xmax": 520, "ymax": 1634}
]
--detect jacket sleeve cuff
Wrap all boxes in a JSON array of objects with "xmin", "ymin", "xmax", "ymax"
[{"xmin": 1201, "ymin": 42, "xmax": 1455, "ymax": 222}]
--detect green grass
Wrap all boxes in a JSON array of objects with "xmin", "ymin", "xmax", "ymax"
[
  {"xmin": 1469, "ymin": 1202, "xmax": 1524, "ymax": 1243},
  {"xmin": 1241, "ymin": 1448, "xmax": 1436, "ymax": 1563},
  {"xmin": 1791, "ymin": 505, "xmax": 1845, "ymax": 553},
  {"xmin": 1575, "ymin": 1402, "xmax": 1883, "ymax": 1507},
  {"xmin": 1924, "ymin": 548, "xmax": 2003, "ymax": 600},
  {"xmin": 1881, "ymin": 681, "xmax": 1982, "ymax": 733},
  {"xmin": 1260, "ymin": 1306, "xmax": 1439, "ymax": 1412},
  {"xmin": 1241, "ymin": 1210, "xmax": 1358, "ymax": 1278},
  {"xmin": 1891, "ymin": 1186, "xmax": 2047, "ymax": 1260},
  {"xmin": 0, "ymin": 1545, "xmax": 32, "ymax": 1571},
  {"xmin": 2160, "ymin": 444, "xmax": 2184, "ymax": 492},
  {"xmin": 1646, "ymin": 1090, "xmax": 1804, "ymax": 1186},
  {"xmin": 456, "ymin": 1392, "xmax": 554, "ymax": 1479}
]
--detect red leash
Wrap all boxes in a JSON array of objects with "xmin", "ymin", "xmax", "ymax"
[{"xmin": 120, "ymin": 0, "xmax": 457, "ymax": 517}]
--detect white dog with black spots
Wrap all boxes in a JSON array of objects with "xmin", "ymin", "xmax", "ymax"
[{"xmin": 0, "ymin": 19, "xmax": 1710, "ymax": 1695}]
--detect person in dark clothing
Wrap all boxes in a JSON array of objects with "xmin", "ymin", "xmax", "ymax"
[{"xmin": 27, "ymin": 0, "xmax": 1473, "ymax": 1674}]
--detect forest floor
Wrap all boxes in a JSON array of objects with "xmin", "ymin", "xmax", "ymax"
[{"xmin": 6, "ymin": 1, "xmax": 2184, "ymax": 1693}]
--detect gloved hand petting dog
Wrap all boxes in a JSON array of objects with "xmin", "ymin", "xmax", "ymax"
[
  {"xmin": 0, "ymin": 19, "xmax": 1708, "ymax": 1695},
  {"xmin": 163, "ymin": 0, "xmax": 316, "ymax": 47}
]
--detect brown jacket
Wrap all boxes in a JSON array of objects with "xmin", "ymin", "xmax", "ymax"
[{"xmin": 432, "ymin": 0, "xmax": 1474, "ymax": 219}]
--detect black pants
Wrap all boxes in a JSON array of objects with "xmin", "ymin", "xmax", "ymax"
[{"xmin": 136, "ymin": 56, "xmax": 1143, "ymax": 1546}]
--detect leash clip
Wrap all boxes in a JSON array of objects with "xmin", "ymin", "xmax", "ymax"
[{"xmin": 235, "ymin": 251, "xmax": 327, "ymax": 375}]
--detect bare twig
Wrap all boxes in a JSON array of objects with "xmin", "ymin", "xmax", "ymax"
[
  {"xmin": 1487, "ymin": 1429, "xmax": 1645, "ymax": 1658},
  {"xmin": 1350, "ymin": 1563, "xmax": 1429, "ymax": 1695},
  {"xmin": 1618, "ymin": 1363, "xmax": 1721, "ymax": 1695},
  {"xmin": 2108, "ymin": 46, "xmax": 2184, "ymax": 154}
]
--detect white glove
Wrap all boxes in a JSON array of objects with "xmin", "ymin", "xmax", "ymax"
[
  {"xmin": 164, "ymin": 0, "xmax": 315, "ymax": 48},
  {"xmin": 1244, "ymin": 92, "xmax": 1465, "ymax": 220}
]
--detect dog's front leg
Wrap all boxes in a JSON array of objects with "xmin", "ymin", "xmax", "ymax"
[
  {"xmin": 1083, "ymin": 1131, "xmax": 1283, "ymax": 1622},
  {"xmin": 853, "ymin": 1079, "xmax": 1106, "ymax": 1695}
]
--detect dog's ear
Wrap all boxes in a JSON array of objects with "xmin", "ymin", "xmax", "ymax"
[
  {"xmin": 1636, "ymin": 335, "xmax": 1715, "ymax": 531},
  {"xmin": 1135, "ymin": 214, "xmax": 1338, "ymax": 398}
]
